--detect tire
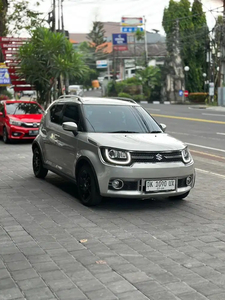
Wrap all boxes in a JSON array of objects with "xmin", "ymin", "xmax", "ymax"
[
  {"xmin": 33, "ymin": 147, "xmax": 48, "ymax": 179},
  {"xmin": 169, "ymin": 191, "xmax": 190, "ymax": 200},
  {"xmin": 77, "ymin": 164, "xmax": 102, "ymax": 206},
  {"xmin": 3, "ymin": 127, "xmax": 10, "ymax": 144}
]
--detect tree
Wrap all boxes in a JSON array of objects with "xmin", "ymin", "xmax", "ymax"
[
  {"xmin": 136, "ymin": 66, "xmax": 161, "ymax": 100},
  {"xmin": 191, "ymin": 0, "xmax": 209, "ymax": 91},
  {"xmin": 18, "ymin": 28, "xmax": 88, "ymax": 108},
  {"xmin": 162, "ymin": 0, "xmax": 208, "ymax": 93},
  {"xmin": 87, "ymin": 21, "xmax": 106, "ymax": 46}
]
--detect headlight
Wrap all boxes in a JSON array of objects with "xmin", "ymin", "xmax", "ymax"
[
  {"xmin": 182, "ymin": 147, "xmax": 192, "ymax": 164},
  {"xmin": 9, "ymin": 119, "xmax": 22, "ymax": 126},
  {"xmin": 101, "ymin": 148, "xmax": 131, "ymax": 165}
]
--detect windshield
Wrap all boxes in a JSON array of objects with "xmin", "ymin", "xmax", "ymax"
[
  {"xmin": 6, "ymin": 102, "xmax": 43, "ymax": 115},
  {"xmin": 83, "ymin": 105, "xmax": 162, "ymax": 133}
]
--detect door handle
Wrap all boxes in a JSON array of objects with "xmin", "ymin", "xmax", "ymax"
[{"xmin": 54, "ymin": 134, "xmax": 60, "ymax": 139}]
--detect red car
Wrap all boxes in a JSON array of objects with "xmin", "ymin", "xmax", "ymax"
[{"xmin": 0, "ymin": 100, "xmax": 44, "ymax": 143}]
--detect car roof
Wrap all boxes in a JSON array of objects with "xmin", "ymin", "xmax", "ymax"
[
  {"xmin": 2, "ymin": 100, "xmax": 39, "ymax": 104},
  {"xmin": 56, "ymin": 96, "xmax": 139, "ymax": 106}
]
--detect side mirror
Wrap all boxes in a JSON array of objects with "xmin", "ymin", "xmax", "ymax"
[
  {"xmin": 160, "ymin": 123, "xmax": 167, "ymax": 132},
  {"xmin": 0, "ymin": 112, "xmax": 3, "ymax": 117},
  {"xmin": 62, "ymin": 122, "xmax": 78, "ymax": 132}
]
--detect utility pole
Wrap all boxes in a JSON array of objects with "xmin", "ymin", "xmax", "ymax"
[
  {"xmin": 143, "ymin": 16, "xmax": 148, "ymax": 67},
  {"xmin": 58, "ymin": 0, "xmax": 61, "ymax": 31},
  {"xmin": 53, "ymin": 0, "xmax": 56, "ymax": 32},
  {"xmin": 220, "ymin": 0, "xmax": 225, "ymax": 88},
  {"xmin": 61, "ymin": 0, "xmax": 64, "ymax": 34}
]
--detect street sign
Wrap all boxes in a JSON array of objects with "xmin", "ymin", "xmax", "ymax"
[
  {"xmin": 179, "ymin": 90, "xmax": 183, "ymax": 97},
  {"xmin": 121, "ymin": 27, "xmax": 143, "ymax": 33},
  {"xmin": 184, "ymin": 90, "xmax": 189, "ymax": 97},
  {"xmin": 124, "ymin": 59, "xmax": 135, "ymax": 68},
  {"xmin": 0, "ymin": 67, "xmax": 11, "ymax": 86},
  {"xmin": 96, "ymin": 60, "xmax": 108, "ymax": 68},
  {"xmin": 112, "ymin": 34, "xmax": 128, "ymax": 51},
  {"xmin": 209, "ymin": 82, "xmax": 214, "ymax": 96},
  {"xmin": 121, "ymin": 17, "xmax": 143, "ymax": 27}
]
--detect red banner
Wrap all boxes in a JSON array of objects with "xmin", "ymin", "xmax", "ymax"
[
  {"xmin": 0, "ymin": 37, "xmax": 28, "ymax": 42},
  {"xmin": 14, "ymin": 86, "xmax": 34, "ymax": 92},
  {"xmin": 113, "ymin": 45, "xmax": 128, "ymax": 51}
]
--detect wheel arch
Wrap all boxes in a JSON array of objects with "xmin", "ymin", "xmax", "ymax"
[{"xmin": 75, "ymin": 157, "xmax": 100, "ymax": 194}]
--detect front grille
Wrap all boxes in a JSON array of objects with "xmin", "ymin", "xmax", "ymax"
[
  {"xmin": 131, "ymin": 151, "xmax": 182, "ymax": 163},
  {"xmin": 21, "ymin": 122, "xmax": 40, "ymax": 128}
]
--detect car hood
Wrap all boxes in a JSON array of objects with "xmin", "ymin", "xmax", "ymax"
[
  {"xmin": 87, "ymin": 133, "xmax": 185, "ymax": 151},
  {"xmin": 9, "ymin": 114, "xmax": 43, "ymax": 122}
]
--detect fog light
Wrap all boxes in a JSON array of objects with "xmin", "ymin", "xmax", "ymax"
[
  {"xmin": 186, "ymin": 176, "xmax": 192, "ymax": 186},
  {"xmin": 112, "ymin": 179, "xmax": 124, "ymax": 190}
]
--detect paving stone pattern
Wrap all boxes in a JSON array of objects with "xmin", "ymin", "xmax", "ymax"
[{"xmin": 1, "ymin": 141, "xmax": 225, "ymax": 300}]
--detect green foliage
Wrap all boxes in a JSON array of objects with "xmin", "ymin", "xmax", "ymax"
[
  {"xmin": 135, "ymin": 29, "xmax": 145, "ymax": 41},
  {"xmin": 0, "ymin": 94, "xmax": 10, "ymax": 100},
  {"xmin": 87, "ymin": 21, "xmax": 106, "ymax": 46},
  {"xmin": 162, "ymin": 0, "xmax": 208, "ymax": 93},
  {"xmin": 118, "ymin": 92, "xmax": 132, "ymax": 99},
  {"xmin": 188, "ymin": 92, "xmax": 208, "ymax": 103},
  {"xmin": 0, "ymin": 89, "xmax": 13, "ymax": 99},
  {"xmin": 132, "ymin": 94, "xmax": 145, "ymax": 102},
  {"xmin": 107, "ymin": 81, "xmax": 117, "ymax": 97},
  {"xmin": 6, "ymin": 0, "xmax": 45, "ymax": 35},
  {"xmin": 18, "ymin": 27, "xmax": 88, "ymax": 107}
]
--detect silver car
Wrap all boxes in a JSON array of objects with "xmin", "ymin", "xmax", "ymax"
[{"xmin": 32, "ymin": 96, "xmax": 195, "ymax": 206}]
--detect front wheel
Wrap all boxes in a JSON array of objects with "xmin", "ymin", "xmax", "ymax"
[
  {"xmin": 3, "ymin": 127, "xmax": 10, "ymax": 144},
  {"xmin": 77, "ymin": 164, "xmax": 102, "ymax": 206},
  {"xmin": 33, "ymin": 147, "xmax": 48, "ymax": 179},
  {"xmin": 169, "ymin": 191, "xmax": 190, "ymax": 201}
]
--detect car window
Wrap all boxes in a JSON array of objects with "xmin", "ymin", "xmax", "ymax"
[
  {"xmin": 62, "ymin": 104, "xmax": 84, "ymax": 131},
  {"xmin": 83, "ymin": 105, "xmax": 162, "ymax": 133},
  {"xmin": 0, "ymin": 103, "xmax": 4, "ymax": 116},
  {"xmin": 6, "ymin": 102, "xmax": 43, "ymax": 115},
  {"xmin": 50, "ymin": 104, "xmax": 64, "ymax": 125}
]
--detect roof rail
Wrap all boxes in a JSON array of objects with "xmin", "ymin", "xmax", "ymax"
[
  {"xmin": 58, "ymin": 95, "xmax": 83, "ymax": 103},
  {"xmin": 109, "ymin": 97, "xmax": 137, "ymax": 104}
]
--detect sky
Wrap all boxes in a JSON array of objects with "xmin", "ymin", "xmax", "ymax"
[{"xmin": 34, "ymin": 0, "xmax": 223, "ymax": 35}]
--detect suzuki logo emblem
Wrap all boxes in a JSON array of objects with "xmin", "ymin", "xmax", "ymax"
[
  {"xmin": 33, "ymin": 123, "xmax": 37, "ymax": 127},
  {"xmin": 156, "ymin": 154, "xmax": 163, "ymax": 161}
]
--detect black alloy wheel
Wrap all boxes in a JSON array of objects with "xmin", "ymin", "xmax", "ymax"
[{"xmin": 77, "ymin": 164, "xmax": 102, "ymax": 206}]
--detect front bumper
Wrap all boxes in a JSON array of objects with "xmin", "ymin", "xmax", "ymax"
[
  {"xmin": 97, "ymin": 161, "xmax": 195, "ymax": 199},
  {"xmin": 8, "ymin": 125, "xmax": 39, "ymax": 140}
]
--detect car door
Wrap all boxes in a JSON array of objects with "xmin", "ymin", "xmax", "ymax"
[
  {"xmin": 54, "ymin": 103, "xmax": 83, "ymax": 177},
  {"xmin": 0, "ymin": 102, "xmax": 5, "ymax": 136},
  {"xmin": 43, "ymin": 103, "xmax": 65, "ymax": 170}
]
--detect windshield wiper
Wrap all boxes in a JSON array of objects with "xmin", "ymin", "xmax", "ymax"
[
  {"xmin": 150, "ymin": 131, "xmax": 162, "ymax": 133},
  {"xmin": 110, "ymin": 131, "xmax": 139, "ymax": 133}
]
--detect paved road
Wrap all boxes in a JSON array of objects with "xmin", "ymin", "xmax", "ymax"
[{"xmin": 1, "ymin": 132, "xmax": 225, "ymax": 299}]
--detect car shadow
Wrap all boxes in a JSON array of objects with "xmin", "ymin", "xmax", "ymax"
[{"xmin": 45, "ymin": 174, "xmax": 188, "ymax": 212}]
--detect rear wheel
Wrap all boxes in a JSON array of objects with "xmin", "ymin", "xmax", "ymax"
[
  {"xmin": 169, "ymin": 191, "xmax": 190, "ymax": 200},
  {"xmin": 3, "ymin": 127, "xmax": 10, "ymax": 144},
  {"xmin": 77, "ymin": 164, "xmax": 102, "ymax": 206},
  {"xmin": 33, "ymin": 147, "xmax": 48, "ymax": 179}
]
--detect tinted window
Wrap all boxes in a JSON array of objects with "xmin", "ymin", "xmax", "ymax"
[
  {"xmin": 0, "ymin": 103, "xmax": 4, "ymax": 115},
  {"xmin": 50, "ymin": 104, "xmax": 64, "ymax": 125},
  {"xmin": 6, "ymin": 102, "xmax": 43, "ymax": 115},
  {"xmin": 62, "ymin": 104, "xmax": 84, "ymax": 131},
  {"xmin": 83, "ymin": 105, "xmax": 162, "ymax": 133}
]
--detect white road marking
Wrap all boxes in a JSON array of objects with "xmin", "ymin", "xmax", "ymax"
[
  {"xmin": 217, "ymin": 132, "xmax": 225, "ymax": 136},
  {"xmin": 186, "ymin": 143, "xmax": 225, "ymax": 153},
  {"xmin": 196, "ymin": 168, "xmax": 225, "ymax": 179},
  {"xmin": 202, "ymin": 113, "xmax": 225, "ymax": 117},
  {"xmin": 149, "ymin": 108, "xmax": 161, "ymax": 111}
]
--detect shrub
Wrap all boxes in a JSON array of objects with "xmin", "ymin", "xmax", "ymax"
[
  {"xmin": 107, "ymin": 80, "xmax": 117, "ymax": 96},
  {"xmin": 118, "ymin": 92, "xmax": 132, "ymax": 99},
  {"xmin": 0, "ymin": 94, "xmax": 10, "ymax": 100},
  {"xmin": 132, "ymin": 94, "xmax": 145, "ymax": 102},
  {"xmin": 0, "ymin": 89, "xmax": 13, "ymax": 99},
  {"xmin": 188, "ymin": 93, "xmax": 208, "ymax": 103}
]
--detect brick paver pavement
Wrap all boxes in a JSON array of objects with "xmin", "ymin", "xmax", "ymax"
[{"xmin": 1, "ymin": 140, "xmax": 225, "ymax": 300}]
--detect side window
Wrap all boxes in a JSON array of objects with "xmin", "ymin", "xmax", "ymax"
[
  {"xmin": 50, "ymin": 104, "xmax": 64, "ymax": 125},
  {"xmin": 0, "ymin": 103, "xmax": 5, "ymax": 116},
  {"xmin": 62, "ymin": 104, "xmax": 83, "ymax": 131}
]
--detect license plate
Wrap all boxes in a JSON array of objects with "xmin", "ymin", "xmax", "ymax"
[
  {"xmin": 29, "ymin": 130, "xmax": 39, "ymax": 136},
  {"xmin": 145, "ymin": 179, "xmax": 176, "ymax": 192}
]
